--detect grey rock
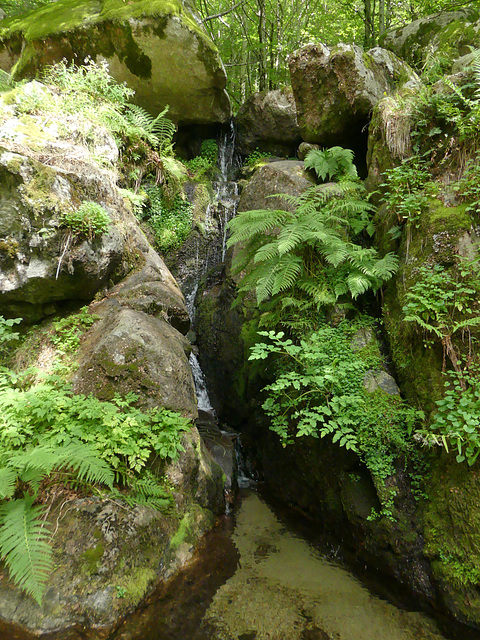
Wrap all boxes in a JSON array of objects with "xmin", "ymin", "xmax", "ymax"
[
  {"xmin": 0, "ymin": 4, "xmax": 231, "ymax": 125},
  {"xmin": 289, "ymin": 42, "xmax": 419, "ymax": 145},
  {"xmin": 363, "ymin": 369, "xmax": 400, "ymax": 395},
  {"xmin": 236, "ymin": 88, "xmax": 301, "ymax": 156}
]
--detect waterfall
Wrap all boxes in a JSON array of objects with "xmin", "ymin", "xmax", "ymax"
[{"xmin": 185, "ymin": 121, "xmax": 238, "ymax": 418}]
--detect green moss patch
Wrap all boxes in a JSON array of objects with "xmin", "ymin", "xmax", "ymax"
[{"xmin": 0, "ymin": 0, "xmax": 185, "ymax": 42}]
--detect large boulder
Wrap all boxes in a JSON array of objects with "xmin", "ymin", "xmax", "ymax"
[
  {"xmin": 72, "ymin": 301, "xmax": 197, "ymax": 419},
  {"xmin": 0, "ymin": 425, "xmax": 224, "ymax": 637},
  {"xmin": 237, "ymin": 159, "xmax": 314, "ymax": 213},
  {"xmin": 288, "ymin": 43, "xmax": 419, "ymax": 146},
  {"xmin": 0, "ymin": 0, "xmax": 231, "ymax": 125},
  {"xmin": 382, "ymin": 8, "xmax": 480, "ymax": 71},
  {"xmin": 235, "ymin": 88, "xmax": 301, "ymax": 157}
]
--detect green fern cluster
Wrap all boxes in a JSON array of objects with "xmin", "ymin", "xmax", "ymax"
[
  {"xmin": 228, "ymin": 181, "xmax": 397, "ymax": 320},
  {"xmin": 304, "ymin": 146, "xmax": 358, "ymax": 182},
  {"xmin": 0, "ymin": 359, "xmax": 190, "ymax": 604}
]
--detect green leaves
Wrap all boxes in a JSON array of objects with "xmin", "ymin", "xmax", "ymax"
[
  {"xmin": 304, "ymin": 147, "xmax": 358, "ymax": 182},
  {"xmin": 228, "ymin": 177, "xmax": 397, "ymax": 318},
  {"xmin": 0, "ymin": 496, "xmax": 53, "ymax": 605},
  {"xmin": 0, "ymin": 365, "xmax": 191, "ymax": 603},
  {"xmin": 250, "ymin": 320, "xmax": 414, "ymax": 484}
]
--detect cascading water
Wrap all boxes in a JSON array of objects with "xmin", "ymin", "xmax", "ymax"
[{"xmin": 182, "ymin": 121, "xmax": 239, "ymax": 419}]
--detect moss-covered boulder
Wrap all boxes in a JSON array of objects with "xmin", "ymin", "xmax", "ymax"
[
  {"xmin": 382, "ymin": 8, "xmax": 480, "ymax": 72},
  {"xmin": 235, "ymin": 88, "xmax": 301, "ymax": 157},
  {"xmin": 73, "ymin": 300, "xmax": 197, "ymax": 419},
  {"xmin": 0, "ymin": 0, "xmax": 231, "ymax": 125},
  {"xmin": 0, "ymin": 93, "xmax": 129, "ymax": 322},
  {"xmin": 288, "ymin": 43, "xmax": 419, "ymax": 146},
  {"xmin": 0, "ymin": 425, "xmax": 224, "ymax": 637}
]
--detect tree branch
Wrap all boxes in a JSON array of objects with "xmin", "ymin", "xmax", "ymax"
[{"xmin": 202, "ymin": 1, "xmax": 245, "ymax": 23}]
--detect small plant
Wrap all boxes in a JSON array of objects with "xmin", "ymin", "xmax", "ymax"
[
  {"xmin": 418, "ymin": 365, "xmax": 480, "ymax": 466},
  {"xmin": 51, "ymin": 306, "xmax": 98, "ymax": 354},
  {"xmin": 61, "ymin": 201, "xmax": 110, "ymax": 240},
  {"xmin": 402, "ymin": 260, "xmax": 480, "ymax": 375},
  {"xmin": 43, "ymin": 58, "xmax": 134, "ymax": 106},
  {"xmin": 245, "ymin": 148, "xmax": 269, "ymax": 167},
  {"xmin": 143, "ymin": 186, "xmax": 192, "ymax": 252},
  {"xmin": 304, "ymin": 146, "xmax": 358, "ymax": 182},
  {"xmin": 185, "ymin": 138, "xmax": 219, "ymax": 179}
]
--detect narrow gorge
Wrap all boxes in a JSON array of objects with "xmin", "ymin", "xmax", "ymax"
[{"xmin": 1, "ymin": 2, "xmax": 480, "ymax": 640}]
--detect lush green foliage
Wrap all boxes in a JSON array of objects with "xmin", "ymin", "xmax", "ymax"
[
  {"xmin": 249, "ymin": 321, "xmax": 416, "ymax": 481},
  {"xmin": 304, "ymin": 146, "xmax": 358, "ymax": 182},
  {"xmin": 61, "ymin": 201, "xmax": 110, "ymax": 240},
  {"xmin": 228, "ymin": 180, "xmax": 397, "ymax": 322},
  {"xmin": 142, "ymin": 186, "xmax": 193, "ymax": 252},
  {"xmin": 403, "ymin": 260, "xmax": 480, "ymax": 373},
  {"xmin": 422, "ymin": 366, "xmax": 480, "ymax": 465},
  {"xmin": 0, "ymin": 310, "xmax": 191, "ymax": 603},
  {"xmin": 185, "ymin": 138, "xmax": 219, "ymax": 179}
]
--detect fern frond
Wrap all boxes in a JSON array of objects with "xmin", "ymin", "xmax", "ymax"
[
  {"xmin": 271, "ymin": 256, "xmax": 303, "ymax": 296},
  {"xmin": 0, "ymin": 496, "xmax": 53, "ymax": 605},
  {"xmin": 227, "ymin": 209, "xmax": 291, "ymax": 246},
  {"xmin": 253, "ymin": 241, "xmax": 280, "ymax": 263},
  {"xmin": 56, "ymin": 440, "xmax": 114, "ymax": 488},
  {"xmin": 0, "ymin": 467, "xmax": 17, "ymax": 499}
]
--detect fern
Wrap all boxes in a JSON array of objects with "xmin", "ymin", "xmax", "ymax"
[
  {"xmin": 228, "ymin": 183, "xmax": 397, "ymax": 319},
  {"xmin": 0, "ymin": 496, "xmax": 54, "ymax": 605},
  {"xmin": 124, "ymin": 104, "xmax": 176, "ymax": 153},
  {"xmin": 304, "ymin": 146, "xmax": 358, "ymax": 182},
  {"xmin": 0, "ymin": 439, "xmax": 114, "ymax": 603}
]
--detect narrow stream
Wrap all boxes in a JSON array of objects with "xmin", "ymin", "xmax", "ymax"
[{"xmin": 113, "ymin": 489, "xmax": 452, "ymax": 640}]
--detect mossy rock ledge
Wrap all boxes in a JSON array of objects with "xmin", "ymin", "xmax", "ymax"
[{"xmin": 0, "ymin": 0, "xmax": 231, "ymax": 125}]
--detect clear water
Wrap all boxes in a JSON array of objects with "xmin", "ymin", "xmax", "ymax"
[
  {"xmin": 106, "ymin": 491, "xmax": 459, "ymax": 640},
  {"xmin": 200, "ymin": 492, "xmax": 447, "ymax": 640}
]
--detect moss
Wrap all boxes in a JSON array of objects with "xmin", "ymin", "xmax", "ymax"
[
  {"xmin": 423, "ymin": 457, "xmax": 480, "ymax": 620},
  {"xmin": 170, "ymin": 513, "xmax": 194, "ymax": 550},
  {"xmin": 0, "ymin": 0, "xmax": 183, "ymax": 42},
  {"xmin": 82, "ymin": 542, "xmax": 104, "ymax": 575},
  {"xmin": 0, "ymin": 236, "xmax": 19, "ymax": 258},
  {"xmin": 115, "ymin": 566, "xmax": 156, "ymax": 607}
]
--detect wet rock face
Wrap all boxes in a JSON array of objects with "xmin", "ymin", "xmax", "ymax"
[
  {"xmin": 235, "ymin": 88, "xmax": 301, "ymax": 157},
  {"xmin": 0, "ymin": 1, "xmax": 231, "ymax": 125},
  {"xmin": 288, "ymin": 43, "xmax": 418, "ymax": 146}
]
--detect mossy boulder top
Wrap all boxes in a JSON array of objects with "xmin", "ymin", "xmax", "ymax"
[
  {"xmin": 288, "ymin": 42, "xmax": 419, "ymax": 146},
  {"xmin": 382, "ymin": 8, "xmax": 480, "ymax": 71},
  {"xmin": 0, "ymin": 0, "xmax": 231, "ymax": 125}
]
